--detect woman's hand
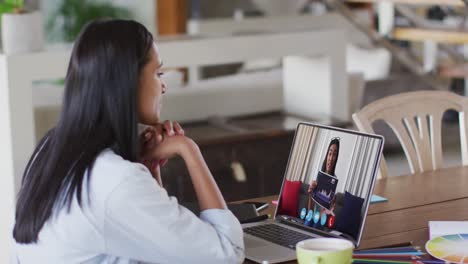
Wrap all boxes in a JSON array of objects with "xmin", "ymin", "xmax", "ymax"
[
  {"xmin": 142, "ymin": 123, "xmax": 226, "ymax": 211},
  {"xmin": 140, "ymin": 120, "xmax": 185, "ymax": 182},
  {"xmin": 150, "ymin": 135, "xmax": 198, "ymax": 161},
  {"xmin": 308, "ymin": 180, "xmax": 317, "ymax": 194}
]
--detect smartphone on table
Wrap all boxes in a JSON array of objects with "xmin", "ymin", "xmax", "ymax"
[{"xmin": 243, "ymin": 202, "xmax": 269, "ymax": 212}]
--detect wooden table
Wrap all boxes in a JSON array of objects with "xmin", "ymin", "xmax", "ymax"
[{"xmin": 241, "ymin": 166, "xmax": 468, "ymax": 263}]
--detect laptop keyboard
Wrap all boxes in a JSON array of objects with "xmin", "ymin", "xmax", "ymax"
[{"xmin": 244, "ymin": 224, "xmax": 313, "ymax": 249}]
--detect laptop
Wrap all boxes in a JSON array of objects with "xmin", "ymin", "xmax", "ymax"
[{"xmin": 243, "ymin": 122, "xmax": 384, "ymax": 263}]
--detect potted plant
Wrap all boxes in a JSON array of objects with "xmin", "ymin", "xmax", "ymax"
[
  {"xmin": 1, "ymin": 0, "xmax": 44, "ymax": 54},
  {"xmin": 47, "ymin": 0, "xmax": 132, "ymax": 43}
]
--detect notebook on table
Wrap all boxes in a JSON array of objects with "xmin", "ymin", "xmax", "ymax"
[{"xmin": 429, "ymin": 221, "xmax": 468, "ymax": 239}]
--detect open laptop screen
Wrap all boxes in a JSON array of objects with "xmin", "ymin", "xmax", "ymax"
[{"xmin": 276, "ymin": 123, "xmax": 383, "ymax": 245}]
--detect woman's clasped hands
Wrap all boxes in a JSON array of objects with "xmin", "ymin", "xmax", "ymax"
[{"xmin": 139, "ymin": 120, "xmax": 186, "ymax": 183}]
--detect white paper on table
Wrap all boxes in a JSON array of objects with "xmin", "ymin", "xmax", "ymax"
[{"xmin": 429, "ymin": 221, "xmax": 468, "ymax": 239}]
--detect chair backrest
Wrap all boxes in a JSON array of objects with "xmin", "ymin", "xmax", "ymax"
[{"xmin": 352, "ymin": 91, "xmax": 468, "ymax": 178}]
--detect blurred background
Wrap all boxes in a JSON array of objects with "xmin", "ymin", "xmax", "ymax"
[{"xmin": 1, "ymin": 0, "xmax": 467, "ymax": 205}]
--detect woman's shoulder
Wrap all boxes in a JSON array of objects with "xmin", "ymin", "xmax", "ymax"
[
  {"xmin": 88, "ymin": 148, "xmax": 152, "ymax": 197},
  {"xmin": 95, "ymin": 148, "xmax": 147, "ymax": 173}
]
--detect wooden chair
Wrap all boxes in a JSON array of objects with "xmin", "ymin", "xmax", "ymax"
[{"xmin": 352, "ymin": 91, "xmax": 468, "ymax": 178}]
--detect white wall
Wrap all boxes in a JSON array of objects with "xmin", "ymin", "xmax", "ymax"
[{"xmin": 0, "ymin": 55, "xmax": 16, "ymax": 264}]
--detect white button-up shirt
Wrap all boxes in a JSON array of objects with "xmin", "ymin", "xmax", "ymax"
[{"xmin": 12, "ymin": 149, "xmax": 245, "ymax": 264}]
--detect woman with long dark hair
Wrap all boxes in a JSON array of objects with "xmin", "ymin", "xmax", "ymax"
[
  {"xmin": 307, "ymin": 138, "xmax": 340, "ymax": 212},
  {"xmin": 320, "ymin": 138, "xmax": 340, "ymax": 176},
  {"xmin": 12, "ymin": 20, "xmax": 244, "ymax": 263}
]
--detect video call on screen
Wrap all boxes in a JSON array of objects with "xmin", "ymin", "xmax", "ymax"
[{"xmin": 277, "ymin": 124, "xmax": 381, "ymax": 241}]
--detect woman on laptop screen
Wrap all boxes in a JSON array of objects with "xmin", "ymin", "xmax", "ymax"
[
  {"xmin": 321, "ymin": 138, "xmax": 340, "ymax": 176},
  {"xmin": 308, "ymin": 138, "xmax": 340, "ymax": 215}
]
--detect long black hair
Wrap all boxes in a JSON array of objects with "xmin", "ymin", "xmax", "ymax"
[
  {"xmin": 321, "ymin": 138, "xmax": 340, "ymax": 176},
  {"xmin": 13, "ymin": 19, "xmax": 154, "ymax": 244}
]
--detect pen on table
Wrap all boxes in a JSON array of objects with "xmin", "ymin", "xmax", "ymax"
[
  {"xmin": 353, "ymin": 259, "xmax": 449, "ymax": 264},
  {"xmin": 352, "ymin": 256, "xmax": 421, "ymax": 261},
  {"xmin": 354, "ymin": 251, "xmax": 425, "ymax": 256},
  {"xmin": 353, "ymin": 258, "xmax": 414, "ymax": 263},
  {"xmin": 353, "ymin": 259, "xmax": 412, "ymax": 264},
  {"xmin": 353, "ymin": 254, "xmax": 422, "ymax": 259},
  {"xmin": 355, "ymin": 246, "xmax": 420, "ymax": 253},
  {"xmin": 354, "ymin": 249, "xmax": 422, "ymax": 256},
  {"xmin": 364, "ymin": 242, "xmax": 413, "ymax": 250},
  {"xmin": 241, "ymin": 214, "xmax": 269, "ymax": 224},
  {"xmin": 413, "ymin": 261, "xmax": 451, "ymax": 264}
]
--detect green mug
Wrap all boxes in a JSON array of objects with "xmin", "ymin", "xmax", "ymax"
[{"xmin": 296, "ymin": 238, "xmax": 354, "ymax": 264}]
